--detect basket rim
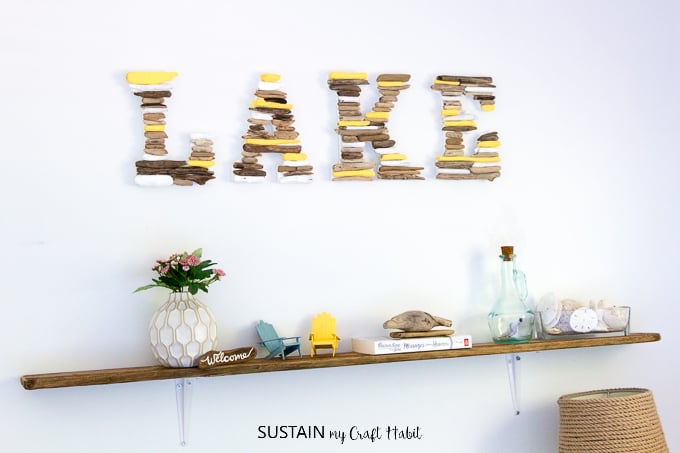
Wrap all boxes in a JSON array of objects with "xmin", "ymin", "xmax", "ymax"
[{"xmin": 558, "ymin": 387, "xmax": 650, "ymax": 403}]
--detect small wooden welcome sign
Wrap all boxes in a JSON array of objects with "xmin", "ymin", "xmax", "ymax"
[{"xmin": 198, "ymin": 346, "xmax": 256, "ymax": 369}]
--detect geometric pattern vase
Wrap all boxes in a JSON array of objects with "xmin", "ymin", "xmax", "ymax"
[{"xmin": 149, "ymin": 291, "xmax": 218, "ymax": 367}]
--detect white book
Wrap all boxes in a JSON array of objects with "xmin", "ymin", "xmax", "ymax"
[{"xmin": 352, "ymin": 335, "xmax": 472, "ymax": 355}]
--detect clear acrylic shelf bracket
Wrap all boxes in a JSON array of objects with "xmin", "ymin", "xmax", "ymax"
[
  {"xmin": 505, "ymin": 353, "xmax": 521, "ymax": 415},
  {"xmin": 175, "ymin": 378, "xmax": 193, "ymax": 447}
]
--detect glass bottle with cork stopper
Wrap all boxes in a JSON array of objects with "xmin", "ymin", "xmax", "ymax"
[{"xmin": 488, "ymin": 245, "xmax": 535, "ymax": 343}]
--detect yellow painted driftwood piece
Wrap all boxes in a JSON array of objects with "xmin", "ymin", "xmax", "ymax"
[
  {"xmin": 331, "ymin": 169, "xmax": 375, "ymax": 179},
  {"xmin": 250, "ymin": 98, "xmax": 293, "ymax": 110},
  {"xmin": 187, "ymin": 160, "xmax": 215, "ymax": 168},
  {"xmin": 309, "ymin": 312, "xmax": 340, "ymax": 357},
  {"xmin": 436, "ymin": 156, "xmax": 501, "ymax": 163},
  {"xmin": 443, "ymin": 120, "xmax": 477, "ymax": 127},
  {"xmin": 477, "ymin": 140, "xmax": 501, "ymax": 148},
  {"xmin": 143, "ymin": 124, "xmax": 165, "ymax": 132},
  {"xmin": 433, "ymin": 79, "xmax": 460, "ymax": 86},
  {"xmin": 365, "ymin": 111, "xmax": 390, "ymax": 120},
  {"xmin": 282, "ymin": 153, "xmax": 307, "ymax": 161},
  {"xmin": 244, "ymin": 138, "xmax": 300, "ymax": 146},
  {"xmin": 260, "ymin": 73, "xmax": 281, "ymax": 82},
  {"xmin": 126, "ymin": 72, "xmax": 178, "ymax": 84},
  {"xmin": 380, "ymin": 153, "xmax": 407, "ymax": 161},
  {"xmin": 377, "ymin": 81, "xmax": 404, "ymax": 87},
  {"xmin": 338, "ymin": 120, "xmax": 371, "ymax": 127},
  {"xmin": 329, "ymin": 72, "xmax": 368, "ymax": 80}
]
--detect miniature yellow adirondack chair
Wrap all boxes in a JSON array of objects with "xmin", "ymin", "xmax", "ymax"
[{"xmin": 309, "ymin": 312, "xmax": 340, "ymax": 357}]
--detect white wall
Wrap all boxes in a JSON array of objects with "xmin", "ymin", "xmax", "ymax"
[{"xmin": 3, "ymin": 0, "xmax": 679, "ymax": 451}]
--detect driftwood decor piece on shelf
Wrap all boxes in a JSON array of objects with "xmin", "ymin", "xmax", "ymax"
[
  {"xmin": 126, "ymin": 72, "xmax": 216, "ymax": 187},
  {"xmin": 383, "ymin": 310, "xmax": 454, "ymax": 338},
  {"xmin": 383, "ymin": 310, "xmax": 453, "ymax": 331},
  {"xmin": 198, "ymin": 347, "xmax": 256, "ymax": 369},
  {"xmin": 432, "ymin": 75, "xmax": 501, "ymax": 181},
  {"xmin": 389, "ymin": 330, "xmax": 456, "ymax": 339}
]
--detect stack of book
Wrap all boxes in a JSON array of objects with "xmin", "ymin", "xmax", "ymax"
[{"xmin": 352, "ymin": 334, "xmax": 472, "ymax": 355}]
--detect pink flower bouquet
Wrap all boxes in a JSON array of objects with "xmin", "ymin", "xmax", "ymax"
[{"xmin": 134, "ymin": 248, "xmax": 225, "ymax": 295}]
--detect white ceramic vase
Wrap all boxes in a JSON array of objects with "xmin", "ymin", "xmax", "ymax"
[{"xmin": 149, "ymin": 291, "xmax": 218, "ymax": 367}]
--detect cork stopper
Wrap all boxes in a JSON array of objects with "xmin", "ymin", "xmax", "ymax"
[{"xmin": 501, "ymin": 245, "xmax": 514, "ymax": 261}]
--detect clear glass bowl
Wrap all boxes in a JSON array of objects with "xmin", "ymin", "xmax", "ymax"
[{"xmin": 537, "ymin": 305, "xmax": 630, "ymax": 339}]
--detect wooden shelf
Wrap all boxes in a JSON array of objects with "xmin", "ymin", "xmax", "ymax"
[{"xmin": 21, "ymin": 332, "xmax": 660, "ymax": 390}]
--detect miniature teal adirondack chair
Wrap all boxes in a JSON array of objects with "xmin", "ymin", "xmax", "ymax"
[{"xmin": 255, "ymin": 320, "xmax": 301, "ymax": 360}]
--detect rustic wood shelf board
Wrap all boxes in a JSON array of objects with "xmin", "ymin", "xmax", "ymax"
[{"xmin": 21, "ymin": 332, "xmax": 660, "ymax": 390}]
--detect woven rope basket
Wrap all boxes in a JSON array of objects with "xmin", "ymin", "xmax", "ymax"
[{"xmin": 558, "ymin": 388, "xmax": 668, "ymax": 453}]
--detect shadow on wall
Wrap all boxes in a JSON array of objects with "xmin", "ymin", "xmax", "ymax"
[{"xmin": 475, "ymin": 401, "xmax": 558, "ymax": 452}]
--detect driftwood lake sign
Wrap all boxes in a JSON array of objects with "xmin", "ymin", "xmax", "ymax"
[{"xmin": 198, "ymin": 347, "xmax": 256, "ymax": 369}]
